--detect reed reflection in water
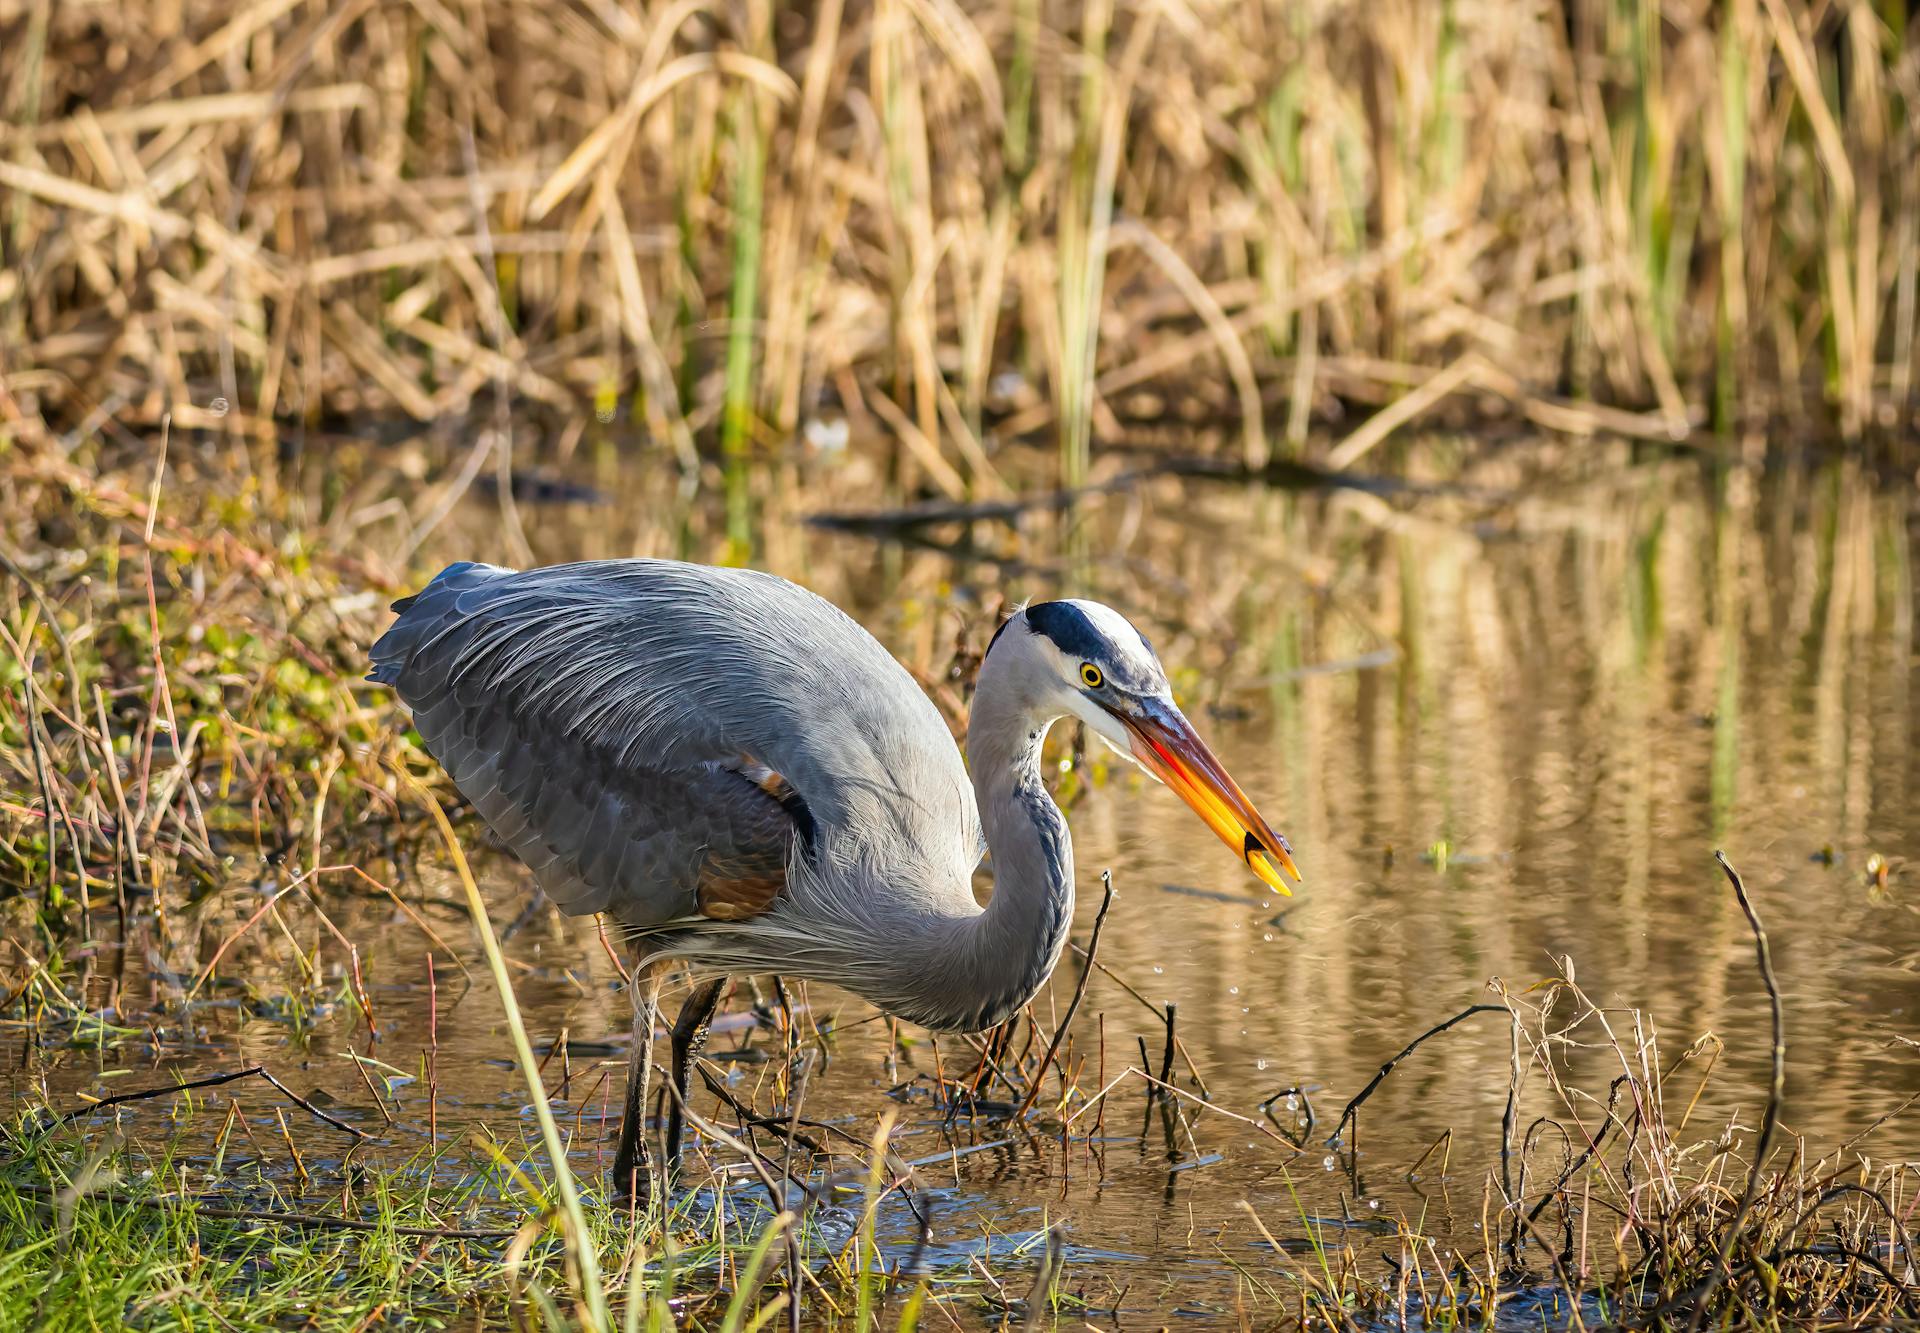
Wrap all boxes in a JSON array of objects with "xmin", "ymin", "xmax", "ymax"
[{"xmin": 415, "ymin": 444, "xmax": 1919, "ymax": 1166}]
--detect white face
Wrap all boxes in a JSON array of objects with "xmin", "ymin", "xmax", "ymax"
[
  {"xmin": 1009, "ymin": 599, "xmax": 1168, "ymax": 757},
  {"xmin": 983, "ymin": 597, "xmax": 1302, "ymax": 894}
]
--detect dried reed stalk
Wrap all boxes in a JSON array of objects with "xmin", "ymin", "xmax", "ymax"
[{"xmin": 0, "ymin": 0, "xmax": 1910, "ymax": 471}]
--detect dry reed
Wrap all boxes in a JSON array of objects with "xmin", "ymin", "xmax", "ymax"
[{"xmin": 1, "ymin": 0, "xmax": 1915, "ymax": 483}]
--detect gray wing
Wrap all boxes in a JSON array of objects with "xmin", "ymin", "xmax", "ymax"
[{"xmin": 368, "ymin": 559, "xmax": 979, "ymax": 929}]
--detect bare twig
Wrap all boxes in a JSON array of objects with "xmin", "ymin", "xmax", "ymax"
[
  {"xmin": 1012, "ymin": 870, "xmax": 1115, "ymax": 1120},
  {"xmin": 1332, "ymin": 1004, "xmax": 1509, "ymax": 1144},
  {"xmin": 1680, "ymin": 852, "xmax": 1786, "ymax": 1330}
]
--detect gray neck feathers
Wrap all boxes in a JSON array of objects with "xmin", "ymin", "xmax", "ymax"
[
  {"xmin": 925, "ymin": 670, "xmax": 1076, "ymax": 1032},
  {"xmin": 679, "ymin": 650, "xmax": 1078, "ymax": 1036}
]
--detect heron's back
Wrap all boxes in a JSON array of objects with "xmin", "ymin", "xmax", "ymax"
[{"xmin": 369, "ymin": 560, "xmax": 980, "ymax": 930}]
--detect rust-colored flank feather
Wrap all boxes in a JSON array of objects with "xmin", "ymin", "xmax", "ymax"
[
  {"xmin": 695, "ymin": 858, "xmax": 786, "ymax": 921},
  {"xmin": 694, "ymin": 763, "xmax": 803, "ymax": 922}
]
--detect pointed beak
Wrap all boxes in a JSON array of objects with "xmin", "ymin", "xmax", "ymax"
[{"xmin": 1116, "ymin": 699, "xmax": 1302, "ymax": 895}]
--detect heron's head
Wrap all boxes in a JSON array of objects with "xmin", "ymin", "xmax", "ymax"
[{"xmin": 983, "ymin": 600, "xmax": 1302, "ymax": 895}]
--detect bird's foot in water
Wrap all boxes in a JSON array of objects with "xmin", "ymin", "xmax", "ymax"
[
  {"xmin": 609, "ymin": 1138, "xmax": 656, "ymax": 1203},
  {"xmin": 610, "ymin": 1159, "xmax": 653, "ymax": 1203},
  {"xmin": 610, "ymin": 1149, "xmax": 692, "ymax": 1205}
]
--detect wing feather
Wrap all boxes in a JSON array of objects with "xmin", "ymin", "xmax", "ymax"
[{"xmin": 369, "ymin": 559, "xmax": 977, "ymax": 930}]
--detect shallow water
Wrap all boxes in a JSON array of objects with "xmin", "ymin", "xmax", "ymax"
[{"xmin": 25, "ymin": 439, "xmax": 1920, "ymax": 1323}]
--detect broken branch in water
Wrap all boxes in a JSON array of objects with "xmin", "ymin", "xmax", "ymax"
[
  {"xmin": 1676, "ymin": 851, "xmax": 1787, "ymax": 1330},
  {"xmin": 1331, "ymin": 1003, "xmax": 1509, "ymax": 1145},
  {"xmin": 1257, "ymin": 1085, "xmax": 1319, "ymax": 1150},
  {"xmin": 41, "ymin": 1063, "xmax": 368, "ymax": 1139}
]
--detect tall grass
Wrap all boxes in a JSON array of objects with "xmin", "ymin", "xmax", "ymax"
[
  {"xmin": 0, "ymin": 0, "xmax": 1914, "ymax": 482},
  {"xmin": 409, "ymin": 769, "xmax": 610, "ymax": 1330}
]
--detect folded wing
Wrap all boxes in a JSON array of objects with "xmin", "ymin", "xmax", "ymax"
[{"xmin": 368, "ymin": 560, "xmax": 976, "ymax": 931}]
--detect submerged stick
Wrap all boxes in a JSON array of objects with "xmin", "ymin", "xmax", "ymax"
[
  {"xmin": 1012, "ymin": 871, "xmax": 1115, "ymax": 1120},
  {"xmin": 1151, "ymin": 1003, "xmax": 1178, "ymax": 1106},
  {"xmin": 1257, "ymin": 1086, "xmax": 1318, "ymax": 1149}
]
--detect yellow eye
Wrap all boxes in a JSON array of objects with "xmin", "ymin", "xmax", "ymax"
[{"xmin": 1080, "ymin": 662, "xmax": 1104, "ymax": 688}]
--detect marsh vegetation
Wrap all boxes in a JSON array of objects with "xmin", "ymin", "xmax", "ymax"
[{"xmin": 3, "ymin": 0, "xmax": 1919, "ymax": 1328}]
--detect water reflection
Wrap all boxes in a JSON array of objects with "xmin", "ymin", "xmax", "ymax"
[{"xmin": 436, "ymin": 445, "xmax": 1919, "ymax": 1139}]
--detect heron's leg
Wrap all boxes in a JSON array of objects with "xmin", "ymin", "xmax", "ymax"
[
  {"xmin": 612, "ymin": 965, "xmax": 663, "ymax": 1199},
  {"xmin": 662, "ymin": 977, "xmax": 727, "ymax": 1169}
]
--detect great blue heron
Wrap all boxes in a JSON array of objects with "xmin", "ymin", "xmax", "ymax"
[{"xmin": 369, "ymin": 558, "xmax": 1300, "ymax": 1193}]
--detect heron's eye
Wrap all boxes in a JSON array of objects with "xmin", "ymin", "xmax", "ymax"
[{"xmin": 1079, "ymin": 662, "xmax": 1104, "ymax": 689}]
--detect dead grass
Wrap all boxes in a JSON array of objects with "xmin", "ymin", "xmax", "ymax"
[
  {"xmin": 1239, "ymin": 864, "xmax": 1920, "ymax": 1330},
  {"xmin": 0, "ymin": 444, "xmax": 412, "ymax": 967},
  {"xmin": 2, "ymin": 0, "xmax": 1917, "ymax": 482}
]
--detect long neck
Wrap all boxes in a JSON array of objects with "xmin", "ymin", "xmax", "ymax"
[{"xmin": 936, "ymin": 679, "xmax": 1076, "ymax": 1032}]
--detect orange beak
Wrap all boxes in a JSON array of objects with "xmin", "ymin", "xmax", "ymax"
[{"xmin": 1119, "ymin": 701, "xmax": 1302, "ymax": 895}]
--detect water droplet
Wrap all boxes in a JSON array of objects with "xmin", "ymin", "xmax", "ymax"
[
  {"xmin": 1367, "ymin": 1199, "xmax": 1380, "ymax": 1210},
  {"xmin": 1262, "ymin": 933, "xmax": 1274, "ymax": 942},
  {"xmin": 1151, "ymin": 965, "xmax": 1163, "ymax": 974},
  {"xmin": 1255, "ymin": 1059, "xmax": 1268, "ymax": 1071},
  {"xmin": 209, "ymin": 396, "xmax": 230, "ymax": 416},
  {"xmin": 1227, "ymin": 986, "xmax": 1238, "ymax": 995},
  {"xmin": 1322, "ymin": 1155, "xmax": 1336, "ymax": 1170}
]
